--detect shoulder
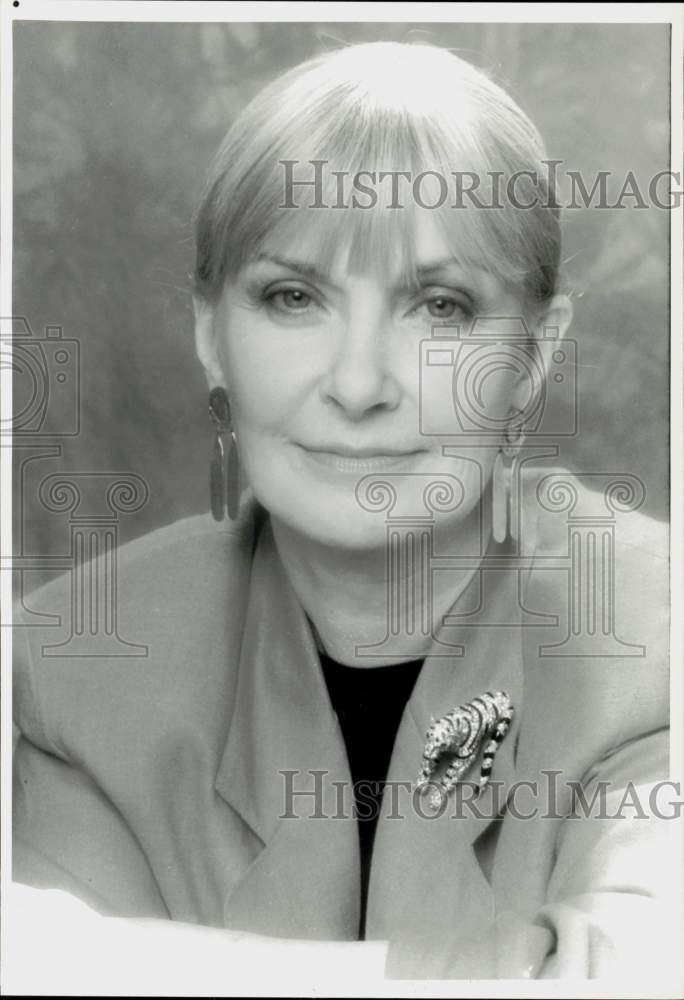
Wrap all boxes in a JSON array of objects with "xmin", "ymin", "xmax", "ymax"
[
  {"xmin": 515, "ymin": 465, "xmax": 669, "ymax": 774},
  {"xmin": 17, "ymin": 500, "xmax": 259, "ymax": 626},
  {"xmin": 102, "ymin": 504, "xmax": 257, "ymax": 582},
  {"xmin": 519, "ymin": 465, "xmax": 668, "ymax": 616},
  {"xmin": 520, "ymin": 464, "xmax": 667, "ymax": 561},
  {"xmin": 13, "ymin": 498, "xmax": 263, "ymax": 759}
]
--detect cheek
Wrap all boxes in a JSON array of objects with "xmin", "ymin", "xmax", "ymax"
[
  {"xmin": 454, "ymin": 346, "xmax": 518, "ymax": 424},
  {"xmin": 218, "ymin": 319, "xmax": 309, "ymax": 434},
  {"xmin": 421, "ymin": 349, "xmax": 517, "ymax": 441}
]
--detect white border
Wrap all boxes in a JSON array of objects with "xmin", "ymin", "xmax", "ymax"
[
  {"xmin": 668, "ymin": 12, "xmax": 684, "ymax": 991},
  {"xmin": 1, "ymin": 3, "xmax": 682, "ymax": 997},
  {"xmin": 0, "ymin": 0, "xmax": 681, "ymax": 24},
  {"xmin": 0, "ymin": 0, "xmax": 15, "ymax": 992}
]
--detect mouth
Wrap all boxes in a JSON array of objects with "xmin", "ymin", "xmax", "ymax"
[{"xmin": 294, "ymin": 443, "xmax": 425, "ymax": 475}]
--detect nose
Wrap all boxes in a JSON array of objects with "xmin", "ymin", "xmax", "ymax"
[{"xmin": 320, "ymin": 301, "xmax": 401, "ymax": 420}]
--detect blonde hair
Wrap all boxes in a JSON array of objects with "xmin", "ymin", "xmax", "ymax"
[{"xmin": 194, "ymin": 42, "xmax": 560, "ymax": 307}]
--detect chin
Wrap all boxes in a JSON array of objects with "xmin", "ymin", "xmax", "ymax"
[
  {"xmin": 255, "ymin": 481, "xmax": 393, "ymax": 551},
  {"xmin": 249, "ymin": 443, "xmax": 488, "ymax": 551},
  {"xmin": 305, "ymin": 518, "xmax": 390, "ymax": 551}
]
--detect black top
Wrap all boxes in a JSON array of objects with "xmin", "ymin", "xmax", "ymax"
[{"xmin": 320, "ymin": 653, "xmax": 423, "ymax": 939}]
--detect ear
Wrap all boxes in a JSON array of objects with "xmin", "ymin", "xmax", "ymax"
[
  {"xmin": 511, "ymin": 294, "xmax": 574, "ymax": 416},
  {"xmin": 529, "ymin": 292, "xmax": 574, "ymax": 374},
  {"xmin": 193, "ymin": 295, "xmax": 224, "ymax": 389}
]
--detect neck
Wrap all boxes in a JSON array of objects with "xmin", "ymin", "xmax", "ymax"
[{"xmin": 270, "ymin": 500, "xmax": 490, "ymax": 667}]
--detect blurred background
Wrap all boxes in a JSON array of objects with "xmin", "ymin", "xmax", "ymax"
[{"xmin": 12, "ymin": 21, "xmax": 670, "ymax": 575}]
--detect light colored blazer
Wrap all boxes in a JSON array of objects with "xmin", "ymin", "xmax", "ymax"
[{"xmin": 13, "ymin": 471, "xmax": 672, "ymax": 979}]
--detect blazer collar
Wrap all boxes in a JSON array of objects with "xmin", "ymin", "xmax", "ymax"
[
  {"xmin": 215, "ymin": 511, "xmax": 531, "ymax": 939},
  {"xmin": 215, "ymin": 517, "xmax": 360, "ymax": 937},
  {"xmin": 215, "ymin": 515, "xmax": 338, "ymax": 844},
  {"xmin": 365, "ymin": 551, "xmax": 527, "ymax": 943}
]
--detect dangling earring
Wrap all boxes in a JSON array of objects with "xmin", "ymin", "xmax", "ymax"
[
  {"xmin": 208, "ymin": 386, "xmax": 240, "ymax": 521},
  {"xmin": 492, "ymin": 421, "xmax": 524, "ymax": 544}
]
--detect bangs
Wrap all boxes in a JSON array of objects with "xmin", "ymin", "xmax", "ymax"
[{"xmin": 194, "ymin": 44, "xmax": 559, "ymax": 304}]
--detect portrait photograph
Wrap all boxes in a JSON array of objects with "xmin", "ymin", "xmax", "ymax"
[{"xmin": 1, "ymin": 2, "xmax": 682, "ymax": 996}]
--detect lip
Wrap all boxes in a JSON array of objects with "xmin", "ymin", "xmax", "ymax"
[{"xmin": 294, "ymin": 443, "xmax": 425, "ymax": 475}]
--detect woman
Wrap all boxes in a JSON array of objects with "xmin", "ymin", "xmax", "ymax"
[{"xmin": 13, "ymin": 41, "xmax": 672, "ymax": 981}]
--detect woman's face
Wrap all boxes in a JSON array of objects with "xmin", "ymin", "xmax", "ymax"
[{"xmin": 199, "ymin": 212, "xmax": 557, "ymax": 550}]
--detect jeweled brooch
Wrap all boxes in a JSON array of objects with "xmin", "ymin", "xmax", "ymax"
[{"xmin": 416, "ymin": 690, "xmax": 514, "ymax": 805}]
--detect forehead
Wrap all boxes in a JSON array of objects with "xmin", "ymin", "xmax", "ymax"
[
  {"xmin": 249, "ymin": 208, "xmax": 512, "ymax": 302},
  {"xmin": 215, "ymin": 142, "xmax": 534, "ymax": 303}
]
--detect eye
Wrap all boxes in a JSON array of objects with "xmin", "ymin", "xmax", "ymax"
[
  {"xmin": 267, "ymin": 287, "xmax": 313, "ymax": 312},
  {"xmin": 425, "ymin": 296, "xmax": 461, "ymax": 319},
  {"xmin": 413, "ymin": 290, "xmax": 473, "ymax": 323}
]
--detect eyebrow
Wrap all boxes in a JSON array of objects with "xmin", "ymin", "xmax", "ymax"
[
  {"xmin": 414, "ymin": 257, "xmax": 473, "ymax": 280},
  {"xmin": 250, "ymin": 252, "xmax": 480, "ymax": 292},
  {"xmin": 252, "ymin": 253, "xmax": 330, "ymax": 285}
]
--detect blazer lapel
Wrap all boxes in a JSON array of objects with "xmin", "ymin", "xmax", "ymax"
[
  {"xmin": 215, "ymin": 519, "xmax": 360, "ymax": 939},
  {"xmin": 215, "ymin": 512, "xmax": 533, "ymax": 948},
  {"xmin": 366, "ymin": 556, "xmax": 526, "ymax": 958}
]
